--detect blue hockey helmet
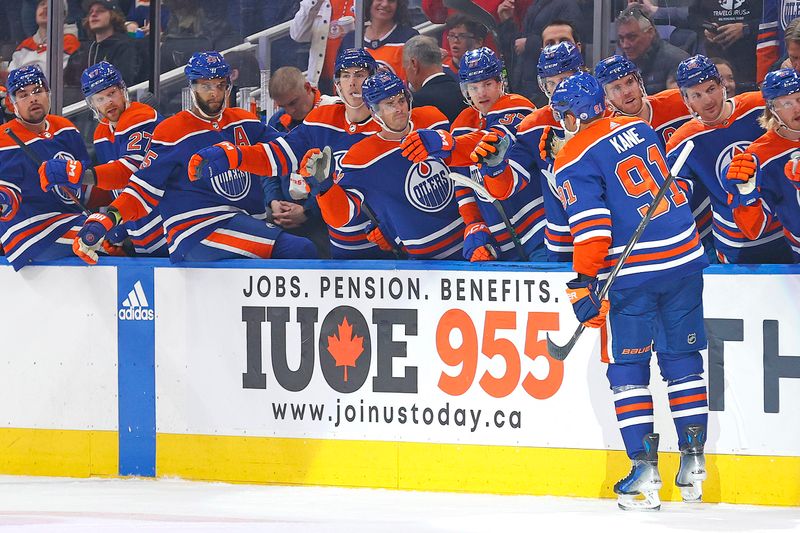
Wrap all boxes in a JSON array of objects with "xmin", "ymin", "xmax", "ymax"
[
  {"xmin": 7, "ymin": 65, "xmax": 49, "ymax": 102},
  {"xmin": 675, "ymin": 55, "xmax": 720, "ymax": 90},
  {"xmin": 81, "ymin": 61, "xmax": 125, "ymax": 98},
  {"xmin": 594, "ymin": 54, "xmax": 639, "ymax": 87},
  {"xmin": 762, "ymin": 68, "xmax": 800, "ymax": 102},
  {"xmin": 362, "ymin": 70, "xmax": 412, "ymax": 113},
  {"xmin": 185, "ymin": 51, "xmax": 231, "ymax": 82},
  {"xmin": 459, "ymin": 47, "xmax": 504, "ymax": 84},
  {"xmin": 459, "ymin": 47, "xmax": 506, "ymax": 108},
  {"xmin": 550, "ymin": 71, "xmax": 606, "ymax": 125},
  {"xmin": 334, "ymin": 48, "xmax": 378, "ymax": 78},
  {"xmin": 537, "ymin": 42, "xmax": 584, "ymax": 79}
]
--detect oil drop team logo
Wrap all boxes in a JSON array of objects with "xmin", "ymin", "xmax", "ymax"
[
  {"xmin": 211, "ymin": 168, "xmax": 251, "ymax": 201},
  {"xmin": 715, "ymin": 141, "xmax": 751, "ymax": 189},
  {"xmin": 404, "ymin": 159, "xmax": 453, "ymax": 213}
]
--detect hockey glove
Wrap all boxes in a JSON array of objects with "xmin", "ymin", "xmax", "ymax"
[
  {"xmin": 38, "ymin": 159, "xmax": 88, "ymax": 192},
  {"xmin": 538, "ymin": 125, "xmax": 558, "ymax": 163},
  {"xmin": 462, "ymin": 222, "xmax": 498, "ymax": 262},
  {"xmin": 784, "ymin": 151, "xmax": 800, "ymax": 190},
  {"xmin": 288, "ymin": 173, "xmax": 311, "ymax": 200},
  {"xmin": 566, "ymin": 275, "xmax": 609, "ymax": 328},
  {"xmin": 188, "ymin": 141, "xmax": 242, "ymax": 181},
  {"xmin": 299, "ymin": 146, "xmax": 333, "ymax": 192},
  {"xmin": 725, "ymin": 152, "xmax": 761, "ymax": 207},
  {"xmin": 400, "ymin": 129, "xmax": 454, "ymax": 163},
  {"xmin": 469, "ymin": 129, "xmax": 511, "ymax": 177},
  {"xmin": 72, "ymin": 208, "xmax": 122, "ymax": 265},
  {"xmin": 366, "ymin": 225, "xmax": 394, "ymax": 252}
]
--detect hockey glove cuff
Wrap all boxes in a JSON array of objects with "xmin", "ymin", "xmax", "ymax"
[
  {"xmin": 72, "ymin": 208, "xmax": 122, "ymax": 265},
  {"xmin": 470, "ymin": 130, "xmax": 511, "ymax": 177},
  {"xmin": 400, "ymin": 129, "xmax": 454, "ymax": 163},
  {"xmin": 463, "ymin": 222, "xmax": 498, "ymax": 262},
  {"xmin": 566, "ymin": 275, "xmax": 609, "ymax": 328},
  {"xmin": 38, "ymin": 159, "xmax": 88, "ymax": 192},
  {"xmin": 366, "ymin": 225, "xmax": 394, "ymax": 252},
  {"xmin": 725, "ymin": 152, "xmax": 761, "ymax": 207},
  {"xmin": 784, "ymin": 152, "xmax": 800, "ymax": 190},
  {"xmin": 188, "ymin": 141, "xmax": 242, "ymax": 182}
]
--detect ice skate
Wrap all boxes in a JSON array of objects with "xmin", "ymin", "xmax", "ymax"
[
  {"xmin": 614, "ymin": 433, "xmax": 662, "ymax": 511},
  {"xmin": 675, "ymin": 424, "xmax": 707, "ymax": 503}
]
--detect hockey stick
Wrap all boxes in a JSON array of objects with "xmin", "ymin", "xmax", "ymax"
[
  {"xmin": 449, "ymin": 171, "xmax": 527, "ymax": 260},
  {"xmin": 361, "ymin": 199, "xmax": 406, "ymax": 259},
  {"xmin": 4, "ymin": 127, "xmax": 91, "ymax": 216},
  {"xmin": 444, "ymin": 0, "xmax": 498, "ymax": 33},
  {"xmin": 545, "ymin": 140, "xmax": 695, "ymax": 361}
]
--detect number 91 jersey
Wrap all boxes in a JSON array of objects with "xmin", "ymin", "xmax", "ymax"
[{"xmin": 553, "ymin": 116, "xmax": 708, "ymax": 289}]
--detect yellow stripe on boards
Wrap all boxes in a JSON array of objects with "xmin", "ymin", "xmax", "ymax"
[
  {"xmin": 0, "ymin": 428, "xmax": 117, "ymax": 478},
  {"xmin": 157, "ymin": 434, "xmax": 800, "ymax": 506}
]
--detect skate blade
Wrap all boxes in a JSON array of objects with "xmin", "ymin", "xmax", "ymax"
[
  {"xmin": 678, "ymin": 481, "xmax": 703, "ymax": 503},
  {"xmin": 617, "ymin": 491, "xmax": 661, "ymax": 511}
]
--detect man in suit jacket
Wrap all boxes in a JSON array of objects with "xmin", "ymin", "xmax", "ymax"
[{"xmin": 403, "ymin": 35, "xmax": 467, "ymax": 123}]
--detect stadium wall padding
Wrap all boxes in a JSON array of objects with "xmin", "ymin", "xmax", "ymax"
[{"xmin": 2, "ymin": 258, "xmax": 799, "ymax": 506}]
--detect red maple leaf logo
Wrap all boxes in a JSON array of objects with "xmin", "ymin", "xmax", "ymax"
[{"xmin": 326, "ymin": 317, "xmax": 364, "ymax": 382}]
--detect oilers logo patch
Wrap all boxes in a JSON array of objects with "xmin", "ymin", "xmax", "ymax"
[
  {"xmin": 211, "ymin": 169, "xmax": 251, "ymax": 201},
  {"xmin": 404, "ymin": 159, "xmax": 453, "ymax": 213},
  {"xmin": 783, "ymin": 0, "xmax": 800, "ymax": 28},
  {"xmin": 714, "ymin": 141, "xmax": 751, "ymax": 189}
]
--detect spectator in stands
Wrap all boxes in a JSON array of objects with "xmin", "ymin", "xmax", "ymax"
[
  {"xmin": 9, "ymin": 0, "xmax": 81, "ymax": 72},
  {"xmin": 616, "ymin": 4, "xmax": 688, "ymax": 95},
  {"xmin": 339, "ymin": 0, "xmax": 419, "ymax": 82},
  {"xmin": 124, "ymin": 0, "xmax": 171, "ymax": 36},
  {"xmin": 404, "ymin": 35, "xmax": 466, "ymax": 122},
  {"xmin": 689, "ymin": 0, "xmax": 759, "ymax": 92},
  {"xmin": 77, "ymin": 0, "xmax": 141, "ymax": 84},
  {"xmin": 425, "ymin": 0, "xmax": 531, "ymax": 28},
  {"xmin": 499, "ymin": 0, "xmax": 581, "ymax": 105},
  {"xmin": 291, "ymin": 0, "xmax": 355, "ymax": 95},
  {"xmin": 442, "ymin": 14, "xmax": 487, "ymax": 75},
  {"xmin": 542, "ymin": 19, "xmax": 582, "ymax": 50},
  {"xmin": 711, "ymin": 57, "xmax": 737, "ymax": 96},
  {"xmin": 775, "ymin": 18, "xmax": 800, "ymax": 73},
  {"xmin": 267, "ymin": 66, "xmax": 339, "ymax": 132}
]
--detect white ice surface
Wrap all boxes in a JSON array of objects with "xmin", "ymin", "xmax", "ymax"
[{"xmin": 0, "ymin": 476, "xmax": 796, "ymax": 532}]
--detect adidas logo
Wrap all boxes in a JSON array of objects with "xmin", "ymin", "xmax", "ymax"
[{"xmin": 118, "ymin": 280, "xmax": 154, "ymax": 321}]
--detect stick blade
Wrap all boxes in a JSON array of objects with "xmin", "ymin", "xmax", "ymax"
[{"xmin": 545, "ymin": 330, "xmax": 579, "ymax": 361}]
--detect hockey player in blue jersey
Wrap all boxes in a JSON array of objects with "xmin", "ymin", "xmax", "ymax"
[
  {"xmin": 70, "ymin": 51, "xmax": 317, "ymax": 264},
  {"xmin": 401, "ymin": 47, "xmax": 543, "ymax": 261},
  {"xmin": 38, "ymin": 61, "xmax": 167, "ymax": 256},
  {"xmin": 466, "ymin": 42, "xmax": 584, "ymax": 261},
  {"xmin": 666, "ymin": 55, "xmax": 793, "ymax": 264},
  {"xmin": 594, "ymin": 54, "xmax": 714, "ymax": 258},
  {"xmin": 551, "ymin": 71, "xmax": 710, "ymax": 510},
  {"xmin": 0, "ymin": 65, "xmax": 93, "ymax": 270},
  {"xmin": 725, "ymin": 68, "xmax": 800, "ymax": 261},
  {"xmin": 187, "ymin": 48, "xmax": 395, "ymax": 259},
  {"xmin": 308, "ymin": 70, "xmax": 496, "ymax": 260}
]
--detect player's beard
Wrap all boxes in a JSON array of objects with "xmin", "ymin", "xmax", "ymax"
[
  {"xmin": 19, "ymin": 103, "xmax": 48, "ymax": 125},
  {"xmin": 197, "ymin": 97, "xmax": 224, "ymax": 117}
]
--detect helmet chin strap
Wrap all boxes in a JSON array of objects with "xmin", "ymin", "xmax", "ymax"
[
  {"xmin": 559, "ymin": 116, "xmax": 581, "ymax": 137},
  {"xmin": 374, "ymin": 112, "xmax": 411, "ymax": 136},
  {"xmin": 685, "ymin": 86, "xmax": 729, "ymax": 126},
  {"xmin": 190, "ymin": 84, "xmax": 231, "ymax": 120},
  {"xmin": 772, "ymin": 103, "xmax": 800, "ymax": 134},
  {"xmin": 15, "ymin": 102, "xmax": 50, "ymax": 127}
]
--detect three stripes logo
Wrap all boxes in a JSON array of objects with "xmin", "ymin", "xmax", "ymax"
[{"xmin": 118, "ymin": 280, "xmax": 155, "ymax": 321}]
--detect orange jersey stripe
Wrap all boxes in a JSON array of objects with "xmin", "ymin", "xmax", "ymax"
[
  {"xmin": 410, "ymin": 230, "xmax": 461, "ymax": 255},
  {"xmin": 4, "ymin": 213, "xmax": 74, "ymax": 252},
  {"xmin": 166, "ymin": 215, "xmax": 216, "ymax": 243},
  {"xmin": 204, "ymin": 230, "xmax": 274, "ymax": 258}
]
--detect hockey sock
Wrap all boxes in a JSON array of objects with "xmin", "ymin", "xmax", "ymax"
[
  {"xmin": 667, "ymin": 374, "xmax": 709, "ymax": 448},
  {"xmin": 612, "ymin": 386, "xmax": 654, "ymax": 459}
]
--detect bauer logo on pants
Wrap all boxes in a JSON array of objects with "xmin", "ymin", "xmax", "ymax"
[{"xmin": 119, "ymin": 280, "xmax": 155, "ymax": 320}]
